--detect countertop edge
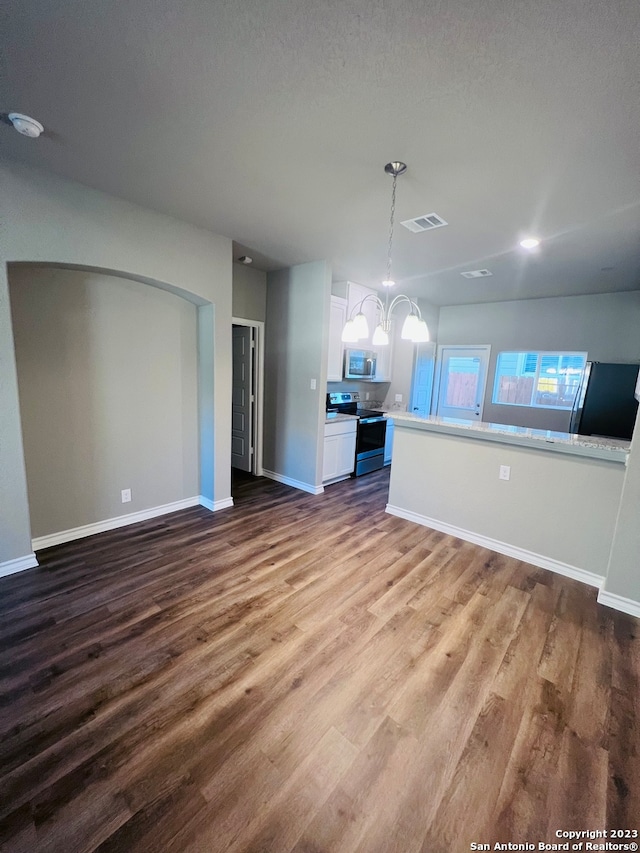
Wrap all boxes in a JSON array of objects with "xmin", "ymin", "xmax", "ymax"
[{"xmin": 390, "ymin": 413, "xmax": 630, "ymax": 463}]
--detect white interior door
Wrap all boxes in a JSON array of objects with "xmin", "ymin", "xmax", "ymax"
[
  {"xmin": 410, "ymin": 341, "xmax": 436, "ymax": 416},
  {"xmin": 232, "ymin": 325, "xmax": 253, "ymax": 471},
  {"xmin": 435, "ymin": 345, "xmax": 490, "ymax": 420}
]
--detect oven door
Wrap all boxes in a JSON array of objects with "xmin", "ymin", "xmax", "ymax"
[{"xmin": 356, "ymin": 418, "xmax": 386, "ymax": 458}]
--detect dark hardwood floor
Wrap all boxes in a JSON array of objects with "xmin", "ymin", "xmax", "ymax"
[{"xmin": 1, "ymin": 468, "xmax": 638, "ymax": 852}]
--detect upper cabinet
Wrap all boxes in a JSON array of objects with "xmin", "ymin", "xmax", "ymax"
[
  {"xmin": 346, "ymin": 281, "xmax": 378, "ymax": 343},
  {"xmin": 328, "ymin": 295, "xmax": 347, "ymax": 382}
]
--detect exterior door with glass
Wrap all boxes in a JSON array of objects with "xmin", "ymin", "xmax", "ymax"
[
  {"xmin": 410, "ymin": 341, "xmax": 436, "ymax": 416},
  {"xmin": 435, "ymin": 345, "xmax": 491, "ymax": 420}
]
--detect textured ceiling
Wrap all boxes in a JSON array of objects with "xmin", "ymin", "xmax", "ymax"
[{"xmin": 2, "ymin": 0, "xmax": 639, "ymax": 305}]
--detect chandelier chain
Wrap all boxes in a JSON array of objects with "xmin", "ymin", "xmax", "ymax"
[
  {"xmin": 341, "ymin": 161, "xmax": 429, "ymax": 344},
  {"xmin": 386, "ymin": 172, "xmax": 397, "ymax": 283}
]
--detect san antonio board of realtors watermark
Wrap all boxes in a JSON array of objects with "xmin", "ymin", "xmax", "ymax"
[{"xmin": 470, "ymin": 831, "xmax": 639, "ymax": 852}]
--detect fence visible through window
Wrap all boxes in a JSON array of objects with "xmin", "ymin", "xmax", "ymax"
[
  {"xmin": 445, "ymin": 357, "xmax": 480, "ymax": 408},
  {"xmin": 493, "ymin": 352, "xmax": 587, "ymax": 409}
]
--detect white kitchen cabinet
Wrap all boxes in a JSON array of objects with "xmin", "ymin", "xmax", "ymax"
[
  {"xmin": 333, "ymin": 280, "xmax": 378, "ymax": 346},
  {"xmin": 327, "ymin": 295, "xmax": 347, "ymax": 382},
  {"xmin": 346, "ymin": 281, "xmax": 378, "ymax": 346},
  {"xmin": 323, "ymin": 417, "xmax": 357, "ymax": 483},
  {"xmin": 384, "ymin": 417, "xmax": 394, "ymax": 465},
  {"xmin": 373, "ymin": 341, "xmax": 393, "ymax": 382}
]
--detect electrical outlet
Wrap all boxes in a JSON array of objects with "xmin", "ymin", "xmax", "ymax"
[
  {"xmin": 365, "ymin": 391, "xmax": 370, "ymax": 400},
  {"xmin": 395, "ymin": 394, "xmax": 403, "ymax": 402},
  {"xmin": 499, "ymin": 465, "xmax": 511, "ymax": 481},
  {"xmin": 121, "ymin": 488, "xmax": 132, "ymax": 503}
]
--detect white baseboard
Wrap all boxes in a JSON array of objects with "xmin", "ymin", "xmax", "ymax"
[
  {"xmin": 322, "ymin": 474, "xmax": 352, "ymax": 486},
  {"xmin": 262, "ymin": 469, "xmax": 324, "ymax": 495},
  {"xmin": 597, "ymin": 589, "xmax": 640, "ymax": 619},
  {"xmin": 32, "ymin": 497, "xmax": 203, "ymax": 551},
  {"xmin": 385, "ymin": 503, "xmax": 604, "ymax": 590},
  {"xmin": 200, "ymin": 495, "xmax": 234, "ymax": 512},
  {"xmin": 0, "ymin": 552, "xmax": 39, "ymax": 578}
]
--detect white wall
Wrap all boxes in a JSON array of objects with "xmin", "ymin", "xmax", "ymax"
[
  {"xmin": 233, "ymin": 262, "xmax": 267, "ymax": 322},
  {"xmin": 264, "ymin": 261, "xmax": 331, "ymax": 491},
  {"xmin": 9, "ymin": 266, "xmax": 199, "ymax": 538},
  {"xmin": 438, "ymin": 291, "xmax": 640, "ymax": 430},
  {"xmin": 0, "ymin": 159, "xmax": 232, "ymax": 569},
  {"xmin": 388, "ymin": 424, "xmax": 626, "ymax": 580}
]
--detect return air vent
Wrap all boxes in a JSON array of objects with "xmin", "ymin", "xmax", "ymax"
[
  {"xmin": 461, "ymin": 269, "xmax": 493, "ymax": 279},
  {"xmin": 401, "ymin": 212, "xmax": 448, "ymax": 233}
]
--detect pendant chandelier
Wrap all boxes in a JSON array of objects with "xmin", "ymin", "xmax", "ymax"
[{"xmin": 342, "ymin": 162, "xmax": 430, "ymax": 346}]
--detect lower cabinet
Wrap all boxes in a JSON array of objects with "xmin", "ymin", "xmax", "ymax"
[{"xmin": 323, "ymin": 419, "xmax": 357, "ymax": 483}]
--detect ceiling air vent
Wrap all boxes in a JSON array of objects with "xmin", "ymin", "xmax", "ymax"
[
  {"xmin": 461, "ymin": 269, "xmax": 493, "ymax": 279},
  {"xmin": 401, "ymin": 212, "xmax": 448, "ymax": 233}
]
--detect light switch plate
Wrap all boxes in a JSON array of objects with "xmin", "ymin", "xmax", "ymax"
[
  {"xmin": 395, "ymin": 394, "xmax": 403, "ymax": 402},
  {"xmin": 310, "ymin": 378, "xmax": 317, "ymax": 390}
]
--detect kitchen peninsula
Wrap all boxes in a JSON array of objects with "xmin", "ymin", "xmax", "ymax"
[{"xmin": 385, "ymin": 413, "xmax": 630, "ymax": 589}]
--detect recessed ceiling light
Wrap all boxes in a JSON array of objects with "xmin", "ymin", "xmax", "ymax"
[{"xmin": 519, "ymin": 237, "xmax": 540, "ymax": 250}]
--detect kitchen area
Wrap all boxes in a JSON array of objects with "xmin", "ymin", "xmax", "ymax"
[
  {"xmin": 324, "ymin": 392, "xmax": 391, "ymax": 483},
  {"xmin": 255, "ymin": 258, "xmax": 640, "ymax": 618},
  {"xmin": 323, "ymin": 279, "xmax": 640, "ymax": 486},
  {"xmin": 322, "ymin": 279, "xmax": 413, "ymax": 484},
  {"xmin": 319, "ymin": 277, "xmax": 640, "ymax": 617}
]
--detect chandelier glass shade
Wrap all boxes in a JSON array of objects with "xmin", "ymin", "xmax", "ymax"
[
  {"xmin": 341, "ymin": 161, "xmax": 430, "ymax": 347},
  {"xmin": 341, "ymin": 293, "xmax": 430, "ymax": 345}
]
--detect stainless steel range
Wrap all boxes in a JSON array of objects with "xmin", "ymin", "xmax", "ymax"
[{"xmin": 326, "ymin": 392, "xmax": 387, "ymax": 476}]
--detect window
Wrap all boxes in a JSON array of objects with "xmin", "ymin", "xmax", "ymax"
[{"xmin": 493, "ymin": 351, "xmax": 587, "ymax": 409}]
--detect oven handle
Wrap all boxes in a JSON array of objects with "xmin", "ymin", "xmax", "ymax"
[{"xmin": 359, "ymin": 417, "xmax": 386, "ymax": 424}]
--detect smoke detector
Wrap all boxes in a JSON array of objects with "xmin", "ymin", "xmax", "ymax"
[
  {"xmin": 237, "ymin": 256, "xmax": 253, "ymax": 265},
  {"xmin": 8, "ymin": 113, "xmax": 44, "ymax": 138}
]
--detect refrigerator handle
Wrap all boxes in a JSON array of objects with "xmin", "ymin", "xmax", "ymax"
[
  {"xmin": 570, "ymin": 361, "xmax": 591, "ymax": 434},
  {"xmin": 569, "ymin": 394, "xmax": 580, "ymax": 434}
]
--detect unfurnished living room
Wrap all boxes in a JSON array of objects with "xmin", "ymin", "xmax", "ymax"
[{"xmin": 1, "ymin": 1, "xmax": 639, "ymax": 851}]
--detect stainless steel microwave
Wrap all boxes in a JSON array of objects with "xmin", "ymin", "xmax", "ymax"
[{"xmin": 344, "ymin": 349, "xmax": 377, "ymax": 380}]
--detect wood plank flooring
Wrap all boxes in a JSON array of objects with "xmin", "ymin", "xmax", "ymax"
[{"xmin": 1, "ymin": 468, "xmax": 638, "ymax": 852}]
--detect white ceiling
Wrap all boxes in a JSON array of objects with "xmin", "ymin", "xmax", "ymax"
[{"xmin": 2, "ymin": 0, "xmax": 639, "ymax": 305}]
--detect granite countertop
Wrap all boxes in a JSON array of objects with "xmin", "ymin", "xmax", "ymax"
[{"xmin": 389, "ymin": 412, "xmax": 631, "ymax": 463}]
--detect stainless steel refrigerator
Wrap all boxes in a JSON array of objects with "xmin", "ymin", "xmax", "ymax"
[{"xmin": 569, "ymin": 362, "xmax": 640, "ymax": 440}]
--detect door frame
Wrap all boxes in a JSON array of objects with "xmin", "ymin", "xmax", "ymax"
[
  {"xmin": 232, "ymin": 317, "xmax": 264, "ymax": 476},
  {"xmin": 433, "ymin": 344, "xmax": 491, "ymax": 421}
]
